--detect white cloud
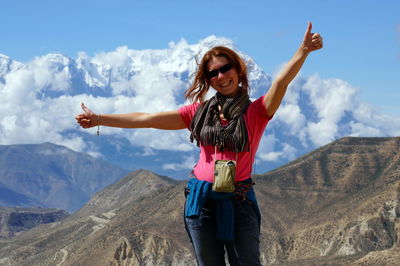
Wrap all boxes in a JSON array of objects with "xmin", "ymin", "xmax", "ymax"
[
  {"xmin": 351, "ymin": 102, "xmax": 400, "ymax": 136},
  {"xmin": 303, "ymin": 74, "xmax": 357, "ymax": 122},
  {"xmin": 127, "ymin": 129, "xmax": 193, "ymax": 152},
  {"xmin": 127, "ymin": 66, "xmax": 183, "ymax": 111},
  {"xmin": 162, "ymin": 155, "xmax": 196, "ymax": 170},
  {"xmin": 283, "ymin": 79, "xmax": 303, "ymax": 105},
  {"xmin": 137, "ymin": 147, "xmax": 156, "ymax": 156},
  {"xmin": 257, "ymin": 133, "xmax": 298, "ymax": 162},
  {"xmin": 257, "ymin": 133, "xmax": 279, "ymax": 156},
  {"xmin": 306, "ymin": 120, "xmax": 338, "ymax": 147},
  {"xmin": 258, "ymin": 141, "xmax": 297, "ymax": 162},
  {"xmin": 2, "ymin": 69, "xmax": 36, "ymax": 106},
  {"xmin": 275, "ymin": 103, "xmax": 306, "ymax": 134},
  {"xmin": 348, "ymin": 122, "xmax": 382, "ymax": 137},
  {"xmin": 259, "ymin": 151, "xmax": 283, "ymax": 162},
  {"xmin": 92, "ymin": 46, "xmax": 133, "ymax": 70},
  {"xmin": 30, "ymin": 54, "xmax": 71, "ymax": 92},
  {"xmin": 301, "ymin": 75, "xmax": 358, "ymax": 146}
]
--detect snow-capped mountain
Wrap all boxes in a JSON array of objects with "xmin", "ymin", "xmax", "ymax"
[{"xmin": 0, "ymin": 36, "xmax": 399, "ymax": 178}]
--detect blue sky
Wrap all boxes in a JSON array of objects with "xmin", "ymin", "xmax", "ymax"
[{"xmin": 1, "ymin": 0, "xmax": 399, "ymax": 117}]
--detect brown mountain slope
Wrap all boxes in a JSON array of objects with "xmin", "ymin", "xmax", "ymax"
[
  {"xmin": 0, "ymin": 169, "xmax": 186, "ymax": 266},
  {"xmin": 255, "ymin": 137, "xmax": 400, "ymax": 265},
  {"xmin": 72, "ymin": 169, "xmax": 180, "ymax": 218},
  {"xmin": 0, "ymin": 137, "xmax": 399, "ymax": 266}
]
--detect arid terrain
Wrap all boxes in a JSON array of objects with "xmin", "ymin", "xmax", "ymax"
[{"xmin": 0, "ymin": 137, "xmax": 399, "ymax": 265}]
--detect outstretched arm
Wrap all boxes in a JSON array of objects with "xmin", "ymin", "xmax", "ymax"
[
  {"xmin": 263, "ymin": 22, "xmax": 323, "ymax": 118},
  {"xmin": 75, "ymin": 103, "xmax": 187, "ymax": 130}
]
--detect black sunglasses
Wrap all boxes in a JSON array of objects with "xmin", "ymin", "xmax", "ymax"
[{"xmin": 207, "ymin": 63, "xmax": 233, "ymax": 79}]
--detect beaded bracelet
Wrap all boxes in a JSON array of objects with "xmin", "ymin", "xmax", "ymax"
[{"xmin": 97, "ymin": 114, "xmax": 100, "ymax": 136}]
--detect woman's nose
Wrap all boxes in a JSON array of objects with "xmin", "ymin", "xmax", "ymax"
[{"xmin": 217, "ymin": 71, "xmax": 225, "ymax": 79}]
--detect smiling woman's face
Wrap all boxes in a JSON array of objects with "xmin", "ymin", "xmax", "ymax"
[{"xmin": 208, "ymin": 56, "xmax": 240, "ymax": 97}]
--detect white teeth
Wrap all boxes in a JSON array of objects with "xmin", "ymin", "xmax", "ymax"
[{"xmin": 220, "ymin": 81, "xmax": 231, "ymax": 87}]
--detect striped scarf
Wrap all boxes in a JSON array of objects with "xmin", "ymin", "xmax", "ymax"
[{"xmin": 189, "ymin": 90, "xmax": 251, "ymax": 152}]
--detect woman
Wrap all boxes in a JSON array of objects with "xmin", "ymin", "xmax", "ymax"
[{"xmin": 76, "ymin": 22, "xmax": 323, "ymax": 265}]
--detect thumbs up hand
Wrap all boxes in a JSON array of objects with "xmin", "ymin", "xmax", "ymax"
[
  {"xmin": 302, "ymin": 22, "xmax": 323, "ymax": 53},
  {"xmin": 75, "ymin": 103, "xmax": 97, "ymax": 129}
]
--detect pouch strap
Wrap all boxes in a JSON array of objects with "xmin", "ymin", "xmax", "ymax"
[{"xmin": 214, "ymin": 146, "xmax": 238, "ymax": 163}]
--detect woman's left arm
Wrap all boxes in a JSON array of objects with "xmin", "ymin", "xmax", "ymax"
[{"xmin": 263, "ymin": 22, "xmax": 323, "ymax": 118}]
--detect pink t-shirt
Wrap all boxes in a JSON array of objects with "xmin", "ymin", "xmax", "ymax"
[{"xmin": 179, "ymin": 96, "xmax": 271, "ymax": 182}]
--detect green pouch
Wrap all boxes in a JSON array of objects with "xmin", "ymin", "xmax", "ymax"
[{"xmin": 213, "ymin": 160, "xmax": 236, "ymax": 192}]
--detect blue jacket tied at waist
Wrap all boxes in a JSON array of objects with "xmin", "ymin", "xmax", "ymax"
[{"xmin": 185, "ymin": 178, "xmax": 260, "ymax": 241}]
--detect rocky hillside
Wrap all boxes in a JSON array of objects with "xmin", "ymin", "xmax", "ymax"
[
  {"xmin": 0, "ymin": 137, "xmax": 399, "ymax": 265},
  {"xmin": 255, "ymin": 136, "xmax": 400, "ymax": 265},
  {"xmin": 0, "ymin": 169, "xmax": 186, "ymax": 266},
  {"xmin": 0, "ymin": 207, "xmax": 68, "ymax": 238}
]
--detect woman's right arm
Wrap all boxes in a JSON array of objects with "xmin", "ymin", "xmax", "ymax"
[{"xmin": 75, "ymin": 103, "xmax": 187, "ymax": 130}]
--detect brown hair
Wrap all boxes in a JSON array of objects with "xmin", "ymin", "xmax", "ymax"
[{"xmin": 184, "ymin": 46, "xmax": 249, "ymax": 103}]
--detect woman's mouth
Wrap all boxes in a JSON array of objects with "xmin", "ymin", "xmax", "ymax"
[{"xmin": 219, "ymin": 80, "xmax": 232, "ymax": 88}]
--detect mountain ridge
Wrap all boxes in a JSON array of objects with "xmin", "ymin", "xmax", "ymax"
[
  {"xmin": 0, "ymin": 142, "xmax": 129, "ymax": 212},
  {"xmin": 0, "ymin": 136, "xmax": 398, "ymax": 265}
]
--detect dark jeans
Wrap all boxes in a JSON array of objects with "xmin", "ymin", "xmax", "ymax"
[{"xmin": 184, "ymin": 198, "xmax": 261, "ymax": 266}]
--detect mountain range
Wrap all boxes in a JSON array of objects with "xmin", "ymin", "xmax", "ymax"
[
  {"xmin": 1, "ymin": 36, "xmax": 399, "ymax": 179},
  {"xmin": 0, "ymin": 142, "xmax": 129, "ymax": 212},
  {"xmin": 0, "ymin": 136, "xmax": 398, "ymax": 265}
]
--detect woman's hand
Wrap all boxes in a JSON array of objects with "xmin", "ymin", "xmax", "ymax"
[
  {"xmin": 302, "ymin": 22, "xmax": 323, "ymax": 53},
  {"xmin": 75, "ymin": 103, "xmax": 98, "ymax": 129}
]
